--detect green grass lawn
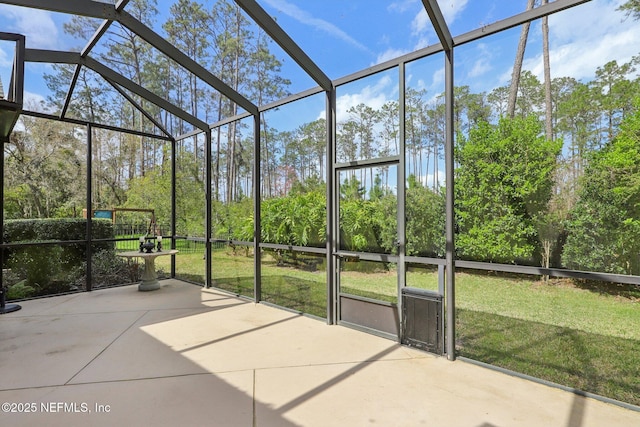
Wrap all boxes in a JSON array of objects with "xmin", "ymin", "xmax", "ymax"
[
  {"xmin": 456, "ymin": 309, "xmax": 640, "ymax": 406},
  {"xmin": 156, "ymin": 248, "xmax": 640, "ymax": 406}
]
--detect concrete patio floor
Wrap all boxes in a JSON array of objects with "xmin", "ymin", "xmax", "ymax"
[{"xmin": 0, "ymin": 279, "xmax": 638, "ymax": 427}]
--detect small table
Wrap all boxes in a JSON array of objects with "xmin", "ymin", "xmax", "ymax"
[{"xmin": 118, "ymin": 249, "xmax": 178, "ymax": 291}]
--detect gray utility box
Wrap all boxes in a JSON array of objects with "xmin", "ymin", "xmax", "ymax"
[{"xmin": 401, "ymin": 287, "xmax": 443, "ymax": 355}]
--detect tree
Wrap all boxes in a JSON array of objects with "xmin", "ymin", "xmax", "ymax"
[
  {"xmin": 455, "ymin": 87, "xmax": 491, "ymax": 135},
  {"xmin": 405, "ymin": 88, "xmax": 427, "ymax": 184},
  {"xmin": 4, "ymin": 116, "xmax": 84, "ymax": 219},
  {"xmin": 369, "ymin": 174, "xmax": 385, "ymax": 201},
  {"xmin": 163, "ymin": 0, "xmax": 211, "ymax": 119},
  {"xmin": 248, "ymin": 29, "xmax": 291, "ymax": 105},
  {"xmin": 260, "ymin": 125, "xmax": 280, "ymax": 197},
  {"xmin": 379, "ymin": 101, "xmax": 399, "ymax": 155},
  {"xmin": 125, "ymin": 150, "xmax": 204, "ymax": 236},
  {"xmin": 618, "ymin": 0, "xmax": 640, "ymax": 20},
  {"xmin": 514, "ymin": 70, "xmax": 544, "ymax": 119},
  {"xmin": 209, "ymin": 0, "xmax": 251, "ymax": 202},
  {"xmin": 378, "ymin": 101, "xmax": 399, "ymax": 188},
  {"xmin": 556, "ymin": 80, "xmax": 599, "ymax": 186},
  {"xmin": 337, "ymin": 120, "xmax": 358, "ymax": 163},
  {"xmin": 404, "ymin": 176, "xmax": 446, "ymax": 257},
  {"xmin": 299, "ymin": 118, "xmax": 327, "ymax": 180},
  {"xmin": 425, "ymin": 95, "xmax": 446, "ymax": 190},
  {"xmin": 340, "ymin": 175, "xmax": 364, "ymax": 201},
  {"xmin": 563, "ymin": 100, "xmax": 640, "ymax": 274},
  {"xmin": 593, "ymin": 60, "xmax": 637, "ymax": 143},
  {"xmin": 507, "ymin": 0, "xmax": 536, "ymax": 118},
  {"xmin": 455, "ymin": 116, "xmax": 562, "ymax": 264},
  {"xmin": 488, "ymin": 85, "xmax": 510, "ymax": 119},
  {"xmin": 542, "ymin": 0, "xmax": 553, "ymax": 140},
  {"xmin": 346, "ymin": 103, "xmax": 380, "ymax": 187},
  {"xmin": 261, "ymin": 188, "xmax": 326, "ymax": 247},
  {"xmin": 57, "ymin": 0, "xmax": 162, "ymax": 179}
]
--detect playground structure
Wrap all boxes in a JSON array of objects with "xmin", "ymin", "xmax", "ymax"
[{"xmin": 84, "ymin": 208, "xmax": 161, "ymax": 237}]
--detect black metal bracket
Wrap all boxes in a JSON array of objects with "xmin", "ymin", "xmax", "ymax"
[{"xmin": 0, "ymin": 286, "xmax": 21, "ymax": 314}]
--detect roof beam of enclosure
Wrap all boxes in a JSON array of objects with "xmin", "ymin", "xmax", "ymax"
[
  {"xmin": 3, "ymin": 0, "xmax": 259, "ymax": 116},
  {"xmin": 60, "ymin": 1, "xmax": 131, "ymax": 120},
  {"xmin": 24, "ymin": 49, "xmax": 208, "ymax": 131},
  {"xmin": 20, "ymin": 109, "xmax": 172, "ymax": 141},
  {"xmin": 421, "ymin": 0, "xmax": 453, "ymax": 51},
  {"xmin": 24, "ymin": 48, "xmax": 82, "ymax": 64},
  {"xmin": 69, "ymin": 0, "xmax": 172, "ymax": 136},
  {"xmin": 81, "ymin": 0, "xmax": 130, "ymax": 57},
  {"xmin": 116, "ymin": 9, "xmax": 258, "ymax": 116},
  {"xmin": 84, "ymin": 57, "xmax": 209, "ymax": 131},
  {"xmin": 105, "ymin": 78, "xmax": 172, "ymax": 139},
  {"xmin": 60, "ymin": 65, "xmax": 81, "ymax": 119},
  {"xmin": 0, "ymin": 0, "xmax": 117, "ymax": 19},
  {"xmin": 234, "ymin": 0, "xmax": 333, "ymax": 92}
]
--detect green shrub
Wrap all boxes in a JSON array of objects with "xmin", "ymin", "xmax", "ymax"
[
  {"xmin": 5, "ymin": 280, "xmax": 37, "ymax": 299},
  {"xmin": 562, "ymin": 105, "xmax": 640, "ymax": 274},
  {"xmin": 261, "ymin": 190, "xmax": 326, "ymax": 247},
  {"xmin": 3, "ymin": 218, "xmax": 116, "ymax": 296},
  {"xmin": 9, "ymin": 245, "xmax": 64, "ymax": 288},
  {"xmin": 73, "ymin": 249, "xmax": 133, "ymax": 289},
  {"xmin": 4, "ymin": 218, "xmax": 114, "ymax": 242}
]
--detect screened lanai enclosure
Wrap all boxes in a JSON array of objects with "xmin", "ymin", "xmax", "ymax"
[{"xmin": 1, "ymin": 0, "xmax": 639, "ymax": 408}]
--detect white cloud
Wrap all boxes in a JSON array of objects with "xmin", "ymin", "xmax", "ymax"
[
  {"xmin": 336, "ymin": 76, "xmax": 393, "ymax": 122},
  {"xmin": 548, "ymin": 0, "xmax": 627, "ymax": 44},
  {"xmin": 0, "ymin": 5, "xmax": 59, "ymax": 49},
  {"xmin": 413, "ymin": 35, "xmax": 431, "ymax": 51},
  {"xmin": 394, "ymin": 0, "xmax": 469, "ymax": 21},
  {"xmin": 437, "ymin": 0, "xmax": 469, "ymax": 25},
  {"xmin": 431, "ymin": 67, "xmax": 445, "ymax": 89},
  {"xmin": 22, "ymin": 92, "xmax": 48, "ymax": 111},
  {"xmin": 468, "ymin": 57, "xmax": 492, "ymax": 79},
  {"xmin": 262, "ymin": 0, "xmax": 371, "ymax": 53},
  {"xmin": 375, "ymin": 47, "xmax": 411, "ymax": 65},
  {"xmin": 409, "ymin": 0, "xmax": 469, "ymax": 50},
  {"xmin": 318, "ymin": 75, "xmax": 395, "ymax": 122},
  {"xmin": 467, "ymin": 43, "xmax": 493, "ymax": 78},
  {"xmin": 0, "ymin": 43, "xmax": 11, "ymax": 68},
  {"xmin": 388, "ymin": 0, "xmax": 416, "ymax": 13},
  {"xmin": 385, "ymin": 0, "xmax": 469, "ymax": 71},
  {"xmin": 487, "ymin": 0, "xmax": 638, "ymax": 91},
  {"xmin": 405, "ymin": 62, "xmax": 445, "ymax": 100},
  {"xmin": 546, "ymin": 0, "xmax": 638, "ymax": 81},
  {"xmin": 516, "ymin": 0, "xmax": 640, "ymax": 83},
  {"xmin": 411, "ymin": 9, "xmax": 431, "ymax": 36},
  {"xmin": 524, "ymin": 28, "xmax": 639, "ymax": 83},
  {"xmin": 412, "ymin": 0, "xmax": 469, "ymax": 35}
]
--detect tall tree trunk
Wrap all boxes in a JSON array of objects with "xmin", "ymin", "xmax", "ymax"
[
  {"xmin": 542, "ymin": 0, "xmax": 553, "ymax": 140},
  {"xmin": 262, "ymin": 116, "xmax": 272, "ymax": 198},
  {"xmin": 226, "ymin": 5, "xmax": 242, "ymax": 204},
  {"xmin": 227, "ymin": 121, "xmax": 236, "ymax": 204},
  {"xmin": 434, "ymin": 137, "xmax": 439, "ymax": 191},
  {"xmin": 212, "ymin": 91, "xmax": 224, "ymax": 202},
  {"xmin": 507, "ymin": 0, "xmax": 535, "ymax": 118}
]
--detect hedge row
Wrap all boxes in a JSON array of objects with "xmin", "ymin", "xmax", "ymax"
[{"xmin": 4, "ymin": 218, "xmax": 114, "ymax": 243}]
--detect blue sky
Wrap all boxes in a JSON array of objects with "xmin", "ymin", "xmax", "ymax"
[{"xmin": 0, "ymin": 0, "xmax": 638, "ymax": 126}]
